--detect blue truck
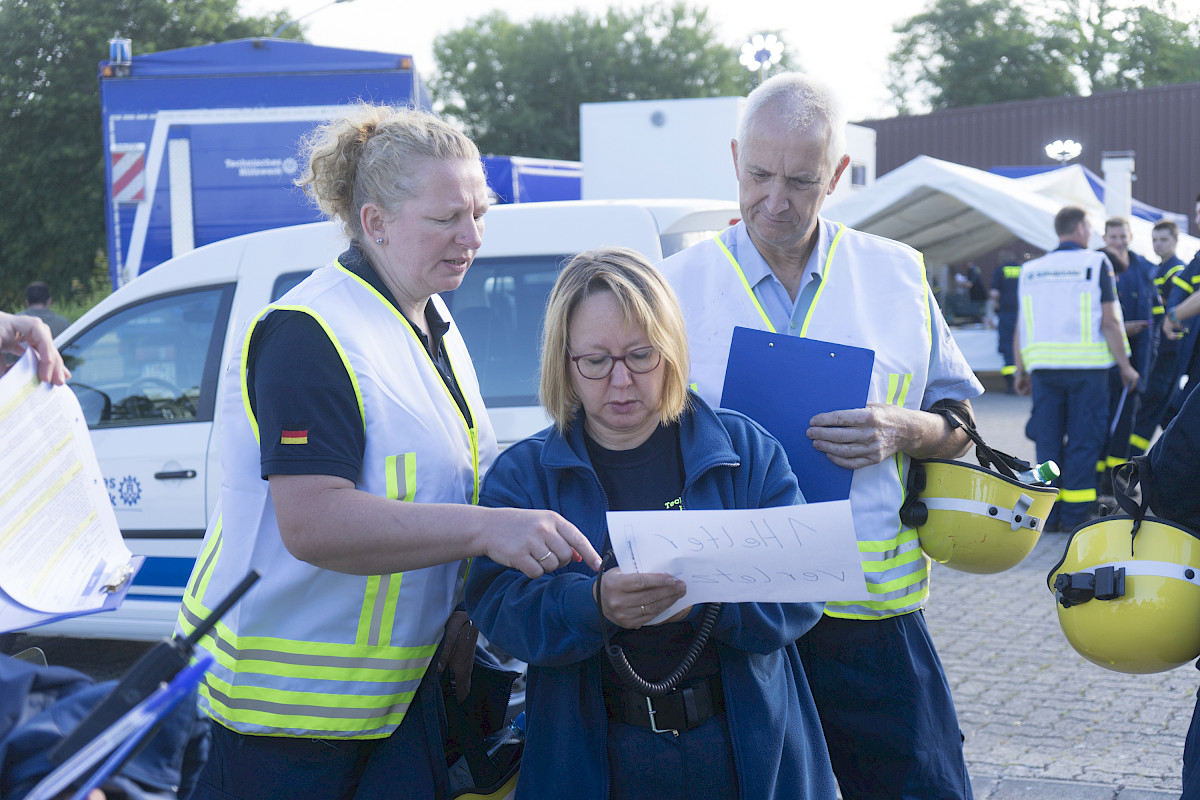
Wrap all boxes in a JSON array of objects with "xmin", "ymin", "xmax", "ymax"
[{"xmin": 98, "ymin": 37, "xmax": 581, "ymax": 289}]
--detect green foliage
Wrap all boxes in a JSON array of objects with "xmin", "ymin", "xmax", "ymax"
[
  {"xmin": 889, "ymin": 0, "xmax": 1076, "ymax": 113},
  {"xmin": 0, "ymin": 0, "xmax": 291, "ymax": 311},
  {"xmin": 58, "ymin": 256, "xmax": 114, "ymax": 323},
  {"xmin": 431, "ymin": 3, "xmax": 795, "ymax": 160},
  {"xmin": 1111, "ymin": 1, "xmax": 1200, "ymax": 89},
  {"xmin": 889, "ymin": 0, "xmax": 1200, "ymax": 112}
]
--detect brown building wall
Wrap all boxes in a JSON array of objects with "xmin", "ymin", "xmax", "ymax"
[{"xmin": 857, "ymin": 82, "xmax": 1200, "ymax": 235}]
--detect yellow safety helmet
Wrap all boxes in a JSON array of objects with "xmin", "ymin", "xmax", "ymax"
[
  {"xmin": 1047, "ymin": 514, "xmax": 1200, "ymax": 674},
  {"xmin": 902, "ymin": 458, "xmax": 1059, "ymax": 574}
]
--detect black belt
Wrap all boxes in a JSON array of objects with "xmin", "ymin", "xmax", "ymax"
[{"xmin": 608, "ymin": 677, "xmax": 725, "ymax": 734}]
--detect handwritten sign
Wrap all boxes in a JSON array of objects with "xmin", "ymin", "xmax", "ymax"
[{"xmin": 607, "ymin": 501, "xmax": 868, "ymax": 622}]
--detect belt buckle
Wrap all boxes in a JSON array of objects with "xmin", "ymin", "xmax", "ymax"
[{"xmin": 645, "ymin": 696, "xmax": 679, "ymax": 736}]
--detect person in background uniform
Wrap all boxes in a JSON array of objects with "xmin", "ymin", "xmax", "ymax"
[
  {"xmin": 1129, "ymin": 219, "xmax": 1188, "ymax": 454},
  {"xmin": 4, "ymin": 283, "xmax": 70, "ymax": 368},
  {"xmin": 1014, "ymin": 207, "xmax": 1139, "ymax": 530},
  {"xmin": 465, "ymin": 248, "xmax": 837, "ymax": 800},
  {"xmin": 176, "ymin": 104, "xmax": 600, "ymax": 800},
  {"xmin": 1096, "ymin": 217, "xmax": 1158, "ymax": 492},
  {"xmin": 19, "ymin": 282, "xmax": 70, "ymax": 339},
  {"xmin": 1162, "ymin": 195, "xmax": 1200, "ymax": 421},
  {"xmin": 989, "ymin": 252, "xmax": 1023, "ymax": 393},
  {"xmin": 656, "ymin": 72, "xmax": 982, "ymax": 800}
]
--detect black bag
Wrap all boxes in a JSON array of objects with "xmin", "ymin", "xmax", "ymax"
[{"xmin": 441, "ymin": 648, "xmax": 522, "ymax": 799}]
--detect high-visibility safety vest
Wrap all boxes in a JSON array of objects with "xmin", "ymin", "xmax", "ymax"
[
  {"xmin": 176, "ymin": 259, "xmax": 497, "ymax": 739},
  {"xmin": 1018, "ymin": 248, "xmax": 1127, "ymax": 371},
  {"xmin": 658, "ymin": 221, "xmax": 937, "ymax": 619},
  {"xmin": 1152, "ymin": 257, "xmax": 1185, "ymax": 316}
]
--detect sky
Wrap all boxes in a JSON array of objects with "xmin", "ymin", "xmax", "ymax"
[
  {"xmin": 239, "ymin": 0, "xmax": 1200, "ymax": 122},
  {"xmin": 239, "ymin": 0, "xmax": 931, "ymax": 120}
]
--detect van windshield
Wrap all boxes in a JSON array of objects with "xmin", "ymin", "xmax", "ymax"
[{"xmin": 443, "ymin": 254, "xmax": 565, "ymax": 409}]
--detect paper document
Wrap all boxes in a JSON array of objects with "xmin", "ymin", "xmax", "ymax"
[
  {"xmin": 607, "ymin": 502, "xmax": 867, "ymax": 622},
  {"xmin": 0, "ymin": 350, "xmax": 133, "ymax": 625}
]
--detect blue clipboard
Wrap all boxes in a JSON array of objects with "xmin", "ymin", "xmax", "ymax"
[
  {"xmin": 720, "ymin": 327, "xmax": 875, "ymax": 503},
  {"xmin": 0, "ymin": 556, "xmax": 146, "ymax": 634}
]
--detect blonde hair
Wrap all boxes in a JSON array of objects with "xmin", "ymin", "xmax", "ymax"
[
  {"xmin": 540, "ymin": 247, "xmax": 691, "ymax": 433},
  {"xmin": 295, "ymin": 103, "xmax": 481, "ymax": 244}
]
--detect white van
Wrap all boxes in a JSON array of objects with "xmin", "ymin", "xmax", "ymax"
[{"xmin": 41, "ymin": 199, "xmax": 740, "ymax": 641}]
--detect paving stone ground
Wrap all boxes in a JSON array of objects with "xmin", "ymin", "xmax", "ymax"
[{"xmin": 924, "ymin": 387, "xmax": 1194, "ymax": 799}]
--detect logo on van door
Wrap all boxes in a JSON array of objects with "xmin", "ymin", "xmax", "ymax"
[{"xmin": 116, "ymin": 475, "xmax": 142, "ymax": 506}]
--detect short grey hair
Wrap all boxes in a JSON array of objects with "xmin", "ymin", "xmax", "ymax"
[{"xmin": 737, "ymin": 72, "xmax": 847, "ymax": 174}]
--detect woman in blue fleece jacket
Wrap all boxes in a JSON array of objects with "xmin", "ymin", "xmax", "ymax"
[{"xmin": 465, "ymin": 247, "xmax": 836, "ymax": 800}]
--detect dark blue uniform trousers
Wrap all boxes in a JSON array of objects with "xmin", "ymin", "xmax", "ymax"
[
  {"xmin": 794, "ymin": 611, "xmax": 973, "ymax": 800},
  {"xmin": 186, "ymin": 663, "xmax": 446, "ymax": 800},
  {"xmin": 1131, "ymin": 349, "xmax": 1178, "ymax": 453},
  {"xmin": 1030, "ymin": 368, "xmax": 1109, "ymax": 529}
]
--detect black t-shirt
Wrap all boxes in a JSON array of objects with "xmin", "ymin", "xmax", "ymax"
[
  {"xmin": 247, "ymin": 246, "xmax": 472, "ymax": 482},
  {"xmin": 584, "ymin": 422, "xmax": 721, "ymax": 695}
]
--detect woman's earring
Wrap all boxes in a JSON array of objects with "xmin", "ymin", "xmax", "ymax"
[{"xmin": 376, "ymin": 237, "xmax": 384, "ymax": 245}]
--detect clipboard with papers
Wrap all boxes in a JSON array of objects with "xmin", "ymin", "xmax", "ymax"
[
  {"xmin": 0, "ymin": 349, "xmax": 141, "ymax": 633},
  {"xmin": 720, "ymin": 326, "xmax": 875, "ymax": 503},
  {"xmin": 0, "ymin": 556, "xmax": 145, "ymax": 634}
]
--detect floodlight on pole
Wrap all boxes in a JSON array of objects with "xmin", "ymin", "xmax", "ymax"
[
  {"xmin": 1045, "ymin": 139, "xmax": 1082, "ymax": 167},
  {"xmin": 740, "ymin": 34, "xmax": 784, "ymax": 85},
  {"xmin": 272, "ymin": 0, "xmax": 353, "ymax": 39}
]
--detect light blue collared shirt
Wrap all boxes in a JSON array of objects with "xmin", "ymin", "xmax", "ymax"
[{"xmin": 720, "ymin": 218, "xmax": 982, "ymax": 407}]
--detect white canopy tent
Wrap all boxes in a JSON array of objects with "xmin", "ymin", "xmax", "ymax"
[
  {"xmin": 824, "ymin": 156, "xmax": 1198, "ymax": 268},
  {"xmin": 824, "ymin": 156, "xmax": 1198, "ymax": 373}
]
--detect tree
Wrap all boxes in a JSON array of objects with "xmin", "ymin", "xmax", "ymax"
[
  {"xmin": 1043, "ymin": 0, "xmax": 1124, "ymax": 93},
  {"xmin": 888, "ymin": 0, "xmax": 1077, "ymax": 113},
  {"xmin": 431, "ymin": 3, "xmax": 795, "ymax": 160},
  {"xmin": 1111, "ymin": 1, "xmax": 1200, "ymax": 89},
  {"xmin": 0, "ymin": 0, "xmax": 291, "ymax": 310},
  {"xmin": 889, "ymin": 0, "xmax": 1200, "ymax": 112}
]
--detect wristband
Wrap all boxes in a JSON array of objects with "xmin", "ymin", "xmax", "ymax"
[{"xmin": 1169, "ymin": 307, "xmax": 1178, "ymax": 323}]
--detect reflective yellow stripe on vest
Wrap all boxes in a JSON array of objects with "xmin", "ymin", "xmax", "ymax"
[
  {"xmin": 715, "ymin": 226, "xmax": 932, "ymax": 619},
  {"xmin": 1020, "ymin": 294, "xmax": 1117, "ymax": 368},
  {"xmin": 333, "ymin": 264, "xmax": 482, "ymax": 504},
  {"xmin": 186, "ymin": 278, "xmax": 474, "ymax": 736},
  {"xmin": 236, "ymin": 304, "xmax": 416, "ymax": 651},
  {"xmin": 827, "ymin": 369, "xmax": 929, "ymax": 618},
  {"xmin": 714, "ymin": 235, "xmax": 775, "ymax": 333},
  {"xmin": 178, "ymin": 591, "xmax": 433, "ymax": 737}
]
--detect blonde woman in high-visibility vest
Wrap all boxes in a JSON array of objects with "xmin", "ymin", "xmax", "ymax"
[{"xmin": 176, "ymin": 104, "xmax": 601, "ymax": 800}]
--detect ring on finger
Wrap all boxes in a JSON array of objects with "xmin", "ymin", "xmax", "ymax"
[
  {"xmin": 536, "ymin": 550, "xmax": 554, "ymax": 563},
  {"xmin": 640, "ymin": 604, "xmax": 646, "ymax": 615}
]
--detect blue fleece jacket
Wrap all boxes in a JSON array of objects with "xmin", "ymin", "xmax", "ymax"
[{"xmin": 465, "ymin": 395, "xmax": 837, "ymax": 800}]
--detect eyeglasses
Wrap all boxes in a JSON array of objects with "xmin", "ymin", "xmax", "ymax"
[{"xmin": 569, "ymin": 345, "xmax": 662, "ymax": 380}]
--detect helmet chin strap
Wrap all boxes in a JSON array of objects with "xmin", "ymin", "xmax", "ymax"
[{"xmin": 928, "ymin": 402, "xmax": 1027, "ymax": 481}]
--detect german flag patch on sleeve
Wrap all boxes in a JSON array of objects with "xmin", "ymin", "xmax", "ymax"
[{"xmin": 281, "ymin": 428, "xmax": 309, "ymax": 445}]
